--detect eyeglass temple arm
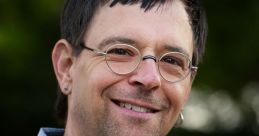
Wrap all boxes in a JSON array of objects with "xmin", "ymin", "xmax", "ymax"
[
  {"xmin": 80, "ymin": 43, "xmax": 94, "ymax": 51},
  {"xmin": 191, "ymin": 66, "xmax": 198, "ymax": 72},
  {"xmin": 80, "ymin": 43, "xmax": 106, "ymax": 55}
]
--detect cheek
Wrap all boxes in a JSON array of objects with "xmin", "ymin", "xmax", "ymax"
[
  {"xmin": 78, "ymin": 59, "xmax": 123, "ymax": 97},
  {"xmin": 163, "ymin": 80, "xmax": 191, "ymax": 110},
  {"xmin": 70, "ymin": 59, "xmax": 124, "ymax": 114},
  {"xmin": 89, "ymin": 67, "xmax": 119, "ymax": 92}
]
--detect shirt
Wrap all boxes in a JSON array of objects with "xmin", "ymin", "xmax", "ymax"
[{"xmin": 37, "ymin": 128, "xmax": 64, "ymax": 136}]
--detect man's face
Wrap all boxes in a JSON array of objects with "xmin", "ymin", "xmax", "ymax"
[{"xmin": 66, "ymin": 0, "xmax": 193, "ymax": 136}]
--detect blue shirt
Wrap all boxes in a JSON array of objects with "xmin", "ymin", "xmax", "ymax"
[{"xmin": 38, "ymin": 128, "xmax": 64, "ymax": 136}]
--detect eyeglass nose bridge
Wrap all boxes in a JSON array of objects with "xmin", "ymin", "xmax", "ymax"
[{"xmin": 142, "ymin": 55, "xmax": 157, "ymax": 62}]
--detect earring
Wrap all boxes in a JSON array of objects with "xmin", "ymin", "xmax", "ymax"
[
  {"xmin": 174, "ymin": 112, "xmax": 184, "ymax": 128},
  {"xmin": 64, "ymin": 87, "xmax": 68, "ymax": 91},
  {"xmin": 63, "ymin": 84, "xmax": 70, "ymax": 94}
]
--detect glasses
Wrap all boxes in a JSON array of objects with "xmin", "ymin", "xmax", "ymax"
[{"xmin": 80, "ymin": 43, "xmax": 197, "ymax": 83}]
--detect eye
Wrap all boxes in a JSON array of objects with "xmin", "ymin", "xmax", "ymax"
[
  {"xmin": 107, "ymin": 48, "xmax": 134, "ymax": 56},
  {"xmin": 161, "ymin": 56, "xmax": 183, "ymax": 67}
]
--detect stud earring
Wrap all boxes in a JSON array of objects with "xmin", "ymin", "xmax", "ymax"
[
  {"xmin": 63, "ymin": 84, "xmax": 70, "ymax": 94},
  {"xmin": 64, "ymin": 87, "xmax": 68, "ymax": 91},
  {"xmin": 174, "ymin": 112, "xmax": 184, "ymax": 128}
]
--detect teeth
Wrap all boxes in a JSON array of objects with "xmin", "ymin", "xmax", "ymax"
[
  {"xmin": 119, "ymin": 102, "xmax": 125, "ymax": 107},
  {"xmin": 118, "ymin": 102, "xmax": 152, "ymax": 113},
  {"xmin": 125, "ymin": 103, "xmax": 131, "ymax": 109}
]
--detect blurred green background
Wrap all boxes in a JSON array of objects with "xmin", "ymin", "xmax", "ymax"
[{"xmin": 0, "ymin": 0, "xmax": 258, "ymax": 135}]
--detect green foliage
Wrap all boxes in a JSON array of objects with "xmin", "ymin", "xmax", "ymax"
[{"xmin": 196, "ymin": 0, "xmax": 259, "ymax": 95}]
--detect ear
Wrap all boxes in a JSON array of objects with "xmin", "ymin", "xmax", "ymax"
[
  {"xmin": 183, "ymin": 69, "xmax": 197, "ymax": 104},
  {"xmin": 183, "ymin": 86, "xmax": 191, "ymax": 106},
  {"xmin": 52, "ymin": 39, "xmax": 74, "ymax": 95},
  {"xmin": 183, "ymin": 75, "xmax": 195, "ymax": 106},
  {"xmin": 190, "ymin": 70, "xmax": 197, "ymax": 82}
]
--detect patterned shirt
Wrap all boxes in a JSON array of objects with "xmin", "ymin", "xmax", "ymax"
[{"xmin": 38, "ymin": 128, "xmax": 64, "ymax": 136}]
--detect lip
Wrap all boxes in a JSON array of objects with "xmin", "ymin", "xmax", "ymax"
[{"xmin": 111, "ymin": 98, "xmax": 161, "ymax": 114}]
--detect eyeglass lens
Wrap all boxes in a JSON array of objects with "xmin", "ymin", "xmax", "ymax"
[{"xmin": 105, "ymin": 44, "xmax": 191, "ymax": 82}]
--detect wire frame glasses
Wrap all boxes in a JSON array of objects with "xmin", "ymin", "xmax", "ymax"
[{"xmin": 80, "ymin": 43, "xmax": 197, "ymax": 83}]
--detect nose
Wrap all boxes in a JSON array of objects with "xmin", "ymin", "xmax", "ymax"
[{"xmin": 128, "ymin": 57, "xmax": 161, "ymax": 90}]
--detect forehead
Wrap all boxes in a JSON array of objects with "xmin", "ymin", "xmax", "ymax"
[{"xmin": 85, "ymin": 0, "xmax": 193, "ymax": 56}]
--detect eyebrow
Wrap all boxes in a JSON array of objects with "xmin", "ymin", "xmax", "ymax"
[
  {"xmin": 97, "ymin": 37, "xmax": 136, "ymax": 49},
  {"xmin": 164, "ymin": 45, "xmax": 190, "ymax": 57},
  {"xmin": 96, "ymin": 36, "xmax": 190, "ymax": 57}
]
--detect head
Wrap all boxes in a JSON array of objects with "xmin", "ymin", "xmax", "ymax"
[{"xmin": 52, "ymin": 0, "xmax": 207, "ymax": 135}]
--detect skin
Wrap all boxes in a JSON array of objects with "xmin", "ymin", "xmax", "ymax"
[{"xmin": 52, "ymin": 0, "xmax": 194, "ymax": 136}]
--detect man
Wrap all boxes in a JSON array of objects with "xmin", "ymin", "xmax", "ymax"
[{"xmin": 38, "ymin": 0, "xmax": 207, "ymax": 135}]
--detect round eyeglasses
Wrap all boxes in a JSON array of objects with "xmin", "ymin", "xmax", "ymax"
[{"xmin": 80, "ymin": 43, "xmax": 198, "ymax": 83}]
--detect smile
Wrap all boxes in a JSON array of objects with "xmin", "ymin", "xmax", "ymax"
[
  {"xmin": 112, "ymin": 100, "xmax": 158, "ymax": 113},
  {"xmin": 119, "ymin": 102, "xmax": 152, "ymax": 113}
]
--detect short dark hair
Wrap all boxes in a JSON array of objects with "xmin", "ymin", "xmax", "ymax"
[{"xmin": 55, "ymin": 0, "xmax": 208, "ymax": 125}]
